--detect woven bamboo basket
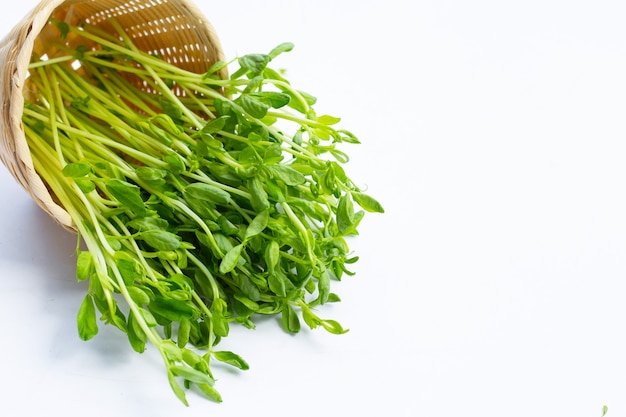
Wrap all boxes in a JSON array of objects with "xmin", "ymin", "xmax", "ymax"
[{"xmin": 0, "ymin": 0, "xmax": 226, "ymax": 231}]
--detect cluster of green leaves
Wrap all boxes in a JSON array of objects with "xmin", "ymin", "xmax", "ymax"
[{"xmin": 23, "ymin": 18, "xmax": 382, "ymax": 405}]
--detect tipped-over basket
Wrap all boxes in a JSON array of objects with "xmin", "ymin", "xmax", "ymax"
[{"xmin": 0, "ymin": 0, "xmax": 226, "ymax": 231}]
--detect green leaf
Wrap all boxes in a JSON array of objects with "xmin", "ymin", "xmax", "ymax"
[
  {"xmin": 250, "ymin": 92, "xmax": 290, "ymax": 109},
  {"xmin": 264, "ymin": 240, "xmax": 280, "ymax": 272},
  {"xmin": 176, "ymin": 249, "xmax": 188, "ymax": 269},
  {"xmin": 213, "ymin": 351, "xmax": 250, "ymax": 370},
  {"xmin": 54, "ymin": 20, "xmax": 70, "ymax": 39},
  {"xmin": 71, "ymin": 96, "xmax": 91, "ymax": 110},
  {"xmin": 160, "ymin": 97, "xmax": 183, "ymax": 122},
  {"xmin": 127, "ymin": 217, "xmax": 169, "ymax": 232},
  {"xmin": 115, "ymin": 254, "xmax": 144, "ymax": 286},
  {"xmin": 181, "ymin": 348, "xmax": 203, "ymax": 368},
  {"xmin": 213, "ymin": 233, "xmax": 235, "ymax": 254},
  {"xmin": 75, "ymin": 251, "xmax": 92, "ymax": 282},
  {"xmin": 203, "ymin": 137, "xmax": 224, "ymax": 151},
  {"xmin": 75, "ymin": 179, "xmax": 96, "ymax": 193},
  {"xmin": 197, "ymin": 383, "xmax": 223, "ymax": 403},
  {"xmin": 266, "ymin": 164, "xmax": 306, "ymax": 186},
  {"xmin": 77, "ymin": 294, "xmax": 98, "ymax": 341},
  {"xmin": 141, "ymin": 229, "xmax": 182, "ymax": 251},
  {"xmin": 268, "ymin": 42, "xmax": 294, "ymax": 59},
  {"xmin": 196, "ymin": 140, "xmax": 209, "ymax": 157},
  {"xmin": 243, "ymin": 78, "xmax": 263, "ymax": 96},
  {"xmin": 170, "ymin": 365, "xmax": 216, "ymax": 386},
  {"xmin": 330, "ymin": 148, "xmax": 350, "ymax": 163},
  {"xmin": 337, "ymin": 129, "xmax": 361, "ymax": 144},
  {"xmin": 351, "ymin": 191, "xmax": 385, "ymax": 213},
  {"xmin": 127, "ymin": 310, "xmax": 147, "ymax": 353},
  {"xmin": 266, "ymin": 179, "xmax": 286, "ymax": 203},
  {"xmin": 148, "ymin": 122, "xmax": 173, "ymax": 145},
  {"xmin": 167, "ymin": 273, "xmax": 194, "ymax": 292},
  {"xmin": 248, "ymin": 177, "xmax": 270, "ymax": 212},
  {"xmin": 304, "ymin": 276, "xmax": 316, "ymax": 294},
  {"xmin": 211, "ymin": 310, "xmax": 230, "ymax": 337},
  {"xmin": 164, "ymin": 153, "xmax": 186, "ymax": 174},
  {"xmin": 317, "ymin": 115, "xmax": 341, "ymax": 125},
  {"xmin": 263, "ymin": 143, "xmax": 283, "ymax": 163},
  {"xmin": 184, "ymin": 183, "xmax": 231, "ymax": 205},
  {"xmin": 162, "ymin": 339, "xmax": 183, "ymax": 362},
  {"xmin": 327, "ymin": 293, "xmax": 342, "ymax": 303},
  {"xmin": 235, "ymin": 273, "xmax": 261, "ymax": 301},
  {"xmin": 268, "ymin": 271, "xmax": 287, "ymax": 297},
  {"xmin": 317, "ymin": 269, "xmax": 331, "ymax": 304},
  {"xmin": 281, "ymin": 304, "xmax": 301, "ymax": 333},
  {"xmin": 240, "ymin": 94, "xmax": 271, "ymax": 119},
  {"xmin": 283, "ymin": 89, "xmax": 317, "ymax": 113},
  {"xmin": 106, "ymin": 305, "xmax": 127, "ymax": 332},
  {"xmin": 167, "ymin": 370, "xmax": 189, "ymax": 406},
  {"xmin": 127, "ymin": 286, "xmax": 152, "ymax": 306},
  {"xmin": 245, "ymin": 210, "xmax": 269, "ymax": 240},
  {"xmin": 301, "ymin": 306, "xmax": 320, "ymax": 329},
  {"xmin": 177, "ymin": 319, "xmax": 191, "ymax": 348},
  {"xmin": 238, "ymin": 146, "xmax": 261, "ymax": 165},
  {"xmin": 329, "ymin": 155, "xmax": 348, "ymax": 175},
  {"xmin": 119, "ymin": 251, "xmax": 147, "ymax": 277},
  {"xmin": 136, "ymin": 166, "xmax": 168, "ymax": 182},
  {"xmin": 62, "ymin": 162, "xmax": 91, "ymax": 178},
  {"xmin": 139, "ymin": 307, "xmax": 158, "ymax": 327},
  {"xmin": 200, "ymin": 116, "xmax": 228, "ymax": 135},
  {"xmin": 106, "ymin": 179, "xmax": 146, "ymax": 217},
  {"xmin": 217, "ymin": 215, "xmax": 239, "ymax": 235},
  {"xmin": 337, "ymin": 193, "xmax": 355, "ymax": 234},
  {"xmin": 320, "ymin": 319, "xmax": 349, "ymax": 335},
  {"xmin": 233, "ymin": 294, "xmax": 259, "ymax": 311},
  {"xmin": 256, "ymin": 303, "xmax": 281, "ymax": 315},
  {"xmin": 204, "ymin": 60, "xmax": 227, "ymax": 77},
  {"xmin": 238, "ymin": 53, "xmax": 270, "ymax": 75},
  {"xmin": 74, "ymin": 45, "xmax": 88, "ymax": 60},
  {"xmin": 149, "ymin": 296, "xmax": 196, "ymax": 321},
  {"xmin": 219, "ymin": 244, "xmax": 243, "ymax": 274},
  {"xmin": 106, "ymin": 236, "xmax": 123, "ymax": 252},
  {"xmin": 181, "ymin": 193, "xmax": 214, "ymax": 219}
]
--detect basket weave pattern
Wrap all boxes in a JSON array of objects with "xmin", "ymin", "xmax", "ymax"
[{"xmin": 0, "ymin": 0, "xmax": 225, "ymax": 230}]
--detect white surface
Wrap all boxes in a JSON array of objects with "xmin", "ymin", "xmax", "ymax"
[{"xmin": 1, "ymin": 1, "xmax": 626, "ymax": 416}]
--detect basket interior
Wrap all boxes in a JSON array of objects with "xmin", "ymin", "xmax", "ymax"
[{"xmin": 30, "ymin": 0, "xmax": 225, "ymax": 98}]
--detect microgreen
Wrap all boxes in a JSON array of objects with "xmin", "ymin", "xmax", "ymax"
[{"xmin": 22, "ymin": 17, "xmax": 383, "ymax": 405}]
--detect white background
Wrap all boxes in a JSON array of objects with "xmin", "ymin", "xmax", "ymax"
[{"xmin": 1, "ymin": 0, "xmax": 626, "ymax": 416}]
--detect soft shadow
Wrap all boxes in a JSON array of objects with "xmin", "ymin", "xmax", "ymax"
[
  {"xmin": 0, "ymin": 200, "xmax": 137, "ymax": 364},
  {"xmin": 0, "ymin": 199, "xmax": 77, "ymax": 266}
]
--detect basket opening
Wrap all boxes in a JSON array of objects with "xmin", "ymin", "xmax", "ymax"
[{"xmin": 3, "ymin": 0, "xmax": 226, "ymax": 230}]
